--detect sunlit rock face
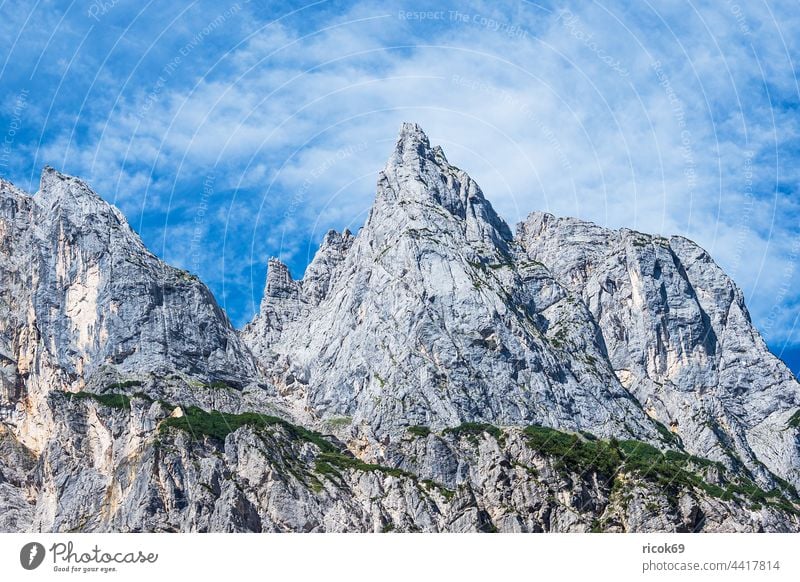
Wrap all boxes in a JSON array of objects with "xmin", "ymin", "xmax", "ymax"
[
  {"xmin": 243, "ymin": 124, "xmax": 799, "ymax": 493},
  {"xmin": 0, "ymin": 125, "xmax": 798, "ymax": 532}
]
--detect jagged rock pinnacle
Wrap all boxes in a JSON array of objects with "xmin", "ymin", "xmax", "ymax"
[
  {"xmin": 369, "ymin": 123, "xmax": 512, "ymax": 251},
  {"xmin": 264, "ymin": 258, "xmax": 298, "ymax": 300},
  {"xmin": 391, "ymin": 122, "xmax": 432, "ymax": 162},
  {"xmin": 36, "ymin": 166, "xmax": 112, "ymax": 220}
]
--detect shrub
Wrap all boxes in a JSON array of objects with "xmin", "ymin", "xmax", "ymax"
[
  {"xmin": 789, "ymin": 410, "xmax": 800, "ymax": 429},
  {"xmin": 652, "ymin": 420, "xmax": 681, "ymax": 446},
  {"xmin": 160, "ymin": 406, "xmax": 336, "ymax": 453},
  {"xmin": 315, "ymin": 452, "xmax": 414, "ymax": 479},
  {"xmin": 327, "ymin": 416, "xmax": 353, "ymax": 429},
  {"xmin": 63, "ymin": 391, "xmax": 131, "ymax": 410},
  {"xmin": 521, "ymin": 424, "xmax": 799, "ymax": 516},
  {"xmin": 104, "ymin": 379, "xmax": 142, "ymax": 390},
  {"xmin": 407, "ymin": 425, "xmax": 431, "ymax": 438},
  {"xmin": 523, "ymin": 425, "xmax": 621, "ymax": 476},
  {"xmin": 444, "ymin": 422, "xmax": 504, "ymax": 443},
  {"xmin": 207, "ymin": 380, "xmax": 231, "ymax": 390},
  {"xmin": 421, "ymin": 479, "xmax": 455, "ymax": 500}
]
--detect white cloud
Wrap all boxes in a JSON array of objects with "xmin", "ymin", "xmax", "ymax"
[{"xmin": 7, "ymin": 0, "xmax": 800, "ymax": 338}]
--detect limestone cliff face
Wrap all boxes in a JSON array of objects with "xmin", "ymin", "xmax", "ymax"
[
  {"xmin": 0, "ymin": 167, "xmax": 257, "ymax": 454},
  {"xmin": 3, "ymin": 396, "xmax": 797, "ymax": 533},
  {"xmin": 517, "ymin": 213, "xmax": 800, "ymax": 489},
  {"xmin": 1, "ymin": 125, "xmax": 799, "ymax": 532}
]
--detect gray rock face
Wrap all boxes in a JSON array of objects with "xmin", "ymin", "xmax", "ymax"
[
  {"xmin": 0, "ymin": 178, "xmax": 36, "ymax": 397},
  {"xmin": 1, "ymin": 124, "xmax": 799, "ymax": 532},
  {"xmin": 33, "ymin": 167, "xmax": 256, "ymax": 382}
]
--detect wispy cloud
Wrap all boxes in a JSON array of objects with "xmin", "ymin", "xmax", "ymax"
[{"xmin": 1, "ymin": 0, "xmax": 799, "ymax": 363}]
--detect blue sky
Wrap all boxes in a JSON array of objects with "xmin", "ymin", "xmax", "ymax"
[{"xmin": 1, "ymin": 0, "xmax": 800, "ymax": 373}]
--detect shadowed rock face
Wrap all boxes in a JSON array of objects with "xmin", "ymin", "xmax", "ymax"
[{"xmin": 0, "ymin": 124, "xmax": 798, "ymax": 532}]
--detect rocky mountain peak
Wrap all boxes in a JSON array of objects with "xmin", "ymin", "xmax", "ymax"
[
  {"xmin": 0, "ymin": 169, "xmax": 258, "ymax": 433},
  {"xmin": 34, "ymin": 167, "xmax": 140, "ymax": 254},
  {"xmin": 0, "ymin": 177, "xmax": 31, "ymax": 221},
  {"xmin": 322, "ymin": 227, "xmax": 352, "ymax": 245},
  {"xmin": 37, "ymin": 166, "xmax": 107, "ymax": 212},
  {"xmin": 389, "ymin": 121, "xmax": 433, "ymax": 165},
  {"xmin": 0, "ymin": 175, "xmax": 24, "ymax": 195},
  {"xmin": 301, "ymin": 229, "xmax": 354, "ymax": 305},
  {"xmin": 368, "ymin": 123, "xmax": 512, "ymax": 253},
  {"xmin": 242, "ymin": 124, "xmax": 663, "ymax": 448},
  {"xmin": 239, "ymin": 124, "xmax": 800, "ymax": 498}
]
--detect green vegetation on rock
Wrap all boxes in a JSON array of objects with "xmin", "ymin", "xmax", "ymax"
[
  {"xmin": 61, "ymin": 391, "xmax": 132, "ymax": 410},
  {"xmin": 523, "ymin": 425, "xmax": 621, "ymax": 476},
  {"xmin": 444, "ymin": 422, "xmax": 504, "ymax": 443},
  {"xmin": 407, "ymin": 425, "xmax": 431, "ymax": 438},
  {"xmin": 57, "ymin": 386, "xmax": 798, "ymax": 519},
  {"xmin": 652, "ymin": 420, "xmax": 682, "ymax": 447},
  {"xmin": 159, "ymin": 406, "xmax": 336, "ymax": 452},
  {"xmin": 789, "ymin": 410, "xmax": 800, "ymax": 429},
  {"xmin": 104, "ymin": 379, "xmax": 142, "ymax": 391},
  {"xmin": 314, "ymin": 452, "xmax": 414, "ymax": 479},
  {"xmin": 522, "ymin": 424, "xmax": 799, "ymax": 515},
  {"xmin": 327, "ymin": 416, "xmax": 353, "ymax": 428}
]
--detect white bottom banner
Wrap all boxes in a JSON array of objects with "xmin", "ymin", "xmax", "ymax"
[{"xmin": 1, "ymin": 533, "xmax": 797, "ymax": 581}]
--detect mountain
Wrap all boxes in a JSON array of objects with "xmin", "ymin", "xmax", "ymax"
[
  {"xmin": 243, "ymin": 123, "xmax": 662, "ymax": 450},
  {"xmin": 0, "ymin": 124, "xmax": 798, "ymax": 532},
  {"xmin": 1, "ymin": 168, "xmax": 260, "ymax": 454},
  {"xmin": 517, "ymin": 212, "xmax": 800, "ymax": 493}
]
